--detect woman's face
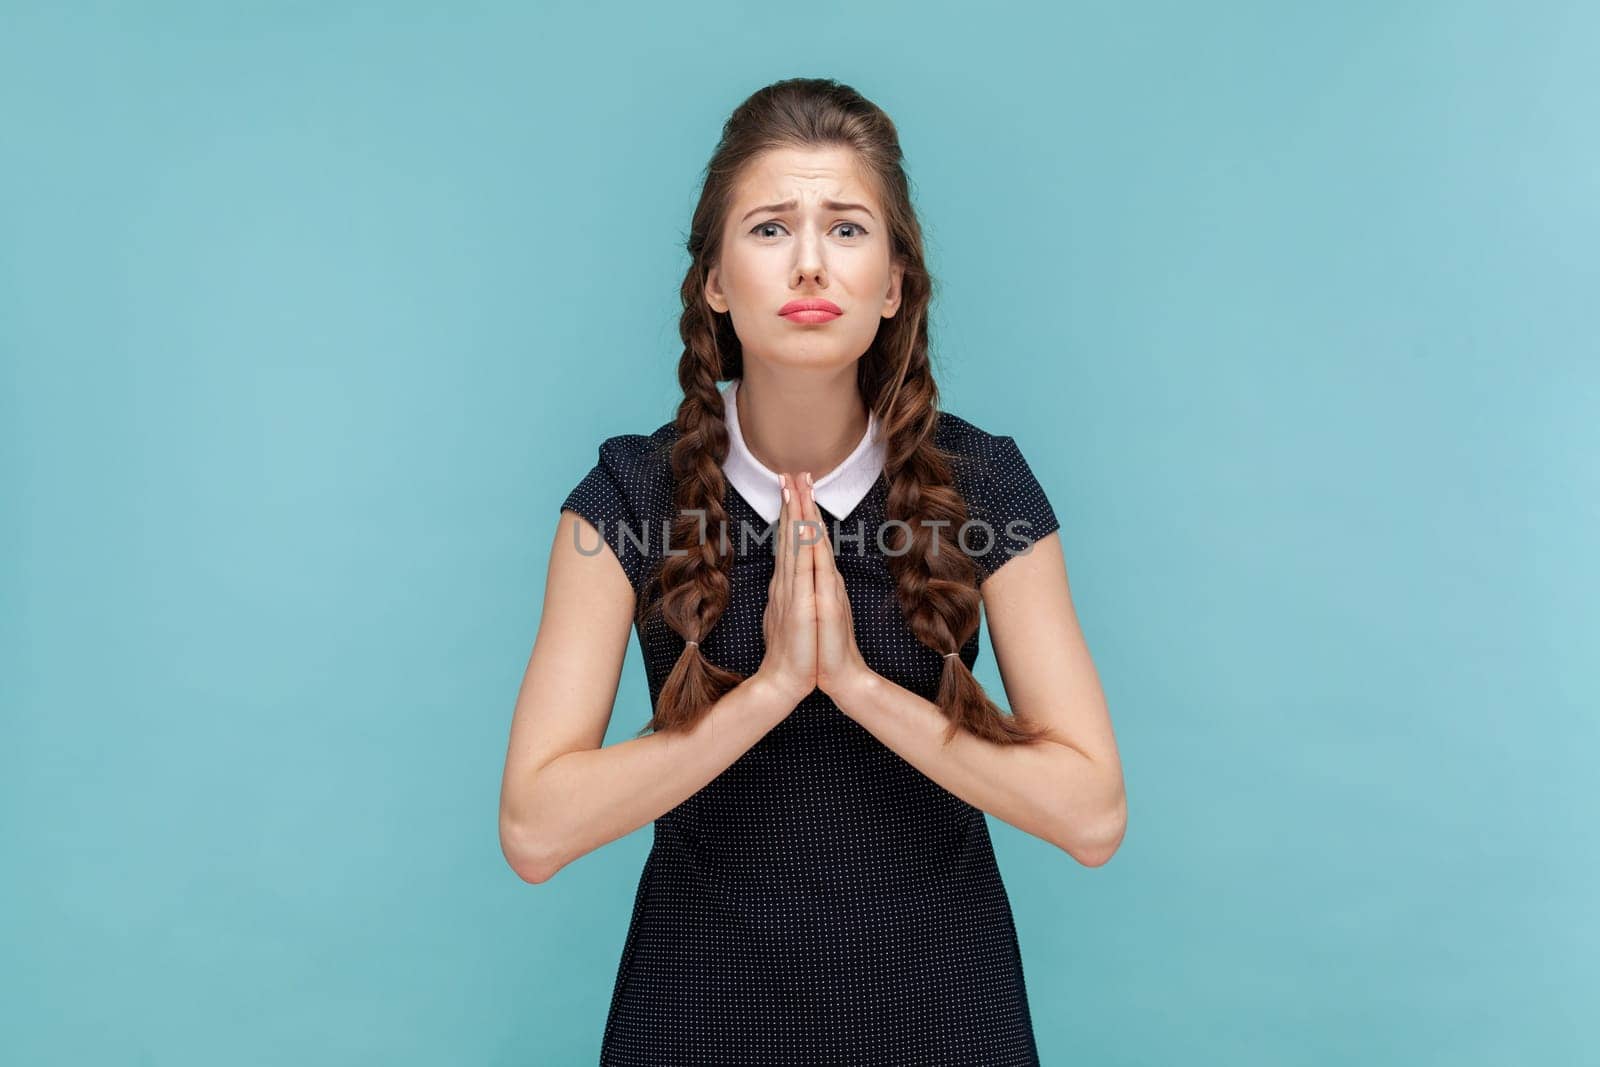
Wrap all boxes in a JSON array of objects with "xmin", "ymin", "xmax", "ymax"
[{"xmin": 705, "ymin": 145, "xmax": 904, "ymax": 373}]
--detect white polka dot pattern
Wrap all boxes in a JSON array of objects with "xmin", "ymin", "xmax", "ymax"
[
  {"xmin": 558, "ymin": 410, "xmax": 1058, "ymax": 1065},
  {"xmin": 948, "ymin": 432, "xmax": 1061, "ymax": 586}
]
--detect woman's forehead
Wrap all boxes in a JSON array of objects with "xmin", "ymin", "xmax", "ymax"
[{"xmin": 734, "ymin": 146, "xmax": 876, "ymax": 205}]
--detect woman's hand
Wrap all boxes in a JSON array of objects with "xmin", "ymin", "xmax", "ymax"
[
  {"xmin": 754, "ymin": 472, "xmax": 819, "ymax": 707},
  {"xmin": 802, "ymin": 471, "xmax": 876, "ymax": 702}
]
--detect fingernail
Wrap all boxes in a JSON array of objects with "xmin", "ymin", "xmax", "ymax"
[
  {"xmin": 805, "ymin": 471, "xmax": 813, "ymax": 486},
  {"xmin": 782, "ymin": 486, "xmax": 790, "ymax": 502}
]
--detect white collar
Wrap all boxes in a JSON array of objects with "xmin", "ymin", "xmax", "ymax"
[{"xmin": 720, "ymin": 377, "xmax": 886, "ymax": 524}]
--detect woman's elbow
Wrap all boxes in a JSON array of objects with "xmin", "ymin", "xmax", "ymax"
[
  {"xmin": 499, "ymin": 811, "xmax": 561, "ymax": 884},
  {"xmin": 1073, "ymin": 789, "xmax": 1127, "ymax": 867}
]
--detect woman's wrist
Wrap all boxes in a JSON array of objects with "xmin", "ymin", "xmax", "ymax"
[
  {"xmin": 819, "ymin": 664, "xmax": 882, "ymax": 712},
  {"xmin": 747, "ymin": 667, "xmax": 814, "ymax": 714}
]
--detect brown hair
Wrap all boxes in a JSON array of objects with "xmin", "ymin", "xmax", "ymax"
[{"xmin": 637, "ymin": 77, "xmax": 1049, "ymax": 747}]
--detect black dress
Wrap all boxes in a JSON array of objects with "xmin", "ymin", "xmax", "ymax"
[{"xmin": 560, "ymin": 408, "xmax": 1061, "ymax": 1066}]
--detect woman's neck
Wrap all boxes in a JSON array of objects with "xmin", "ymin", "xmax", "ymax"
[{"xmin": 735, "ymin": 368, "xmax": 869, "ymax": 482}]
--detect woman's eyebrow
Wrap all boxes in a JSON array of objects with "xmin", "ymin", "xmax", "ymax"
[{"xmin": 741, "ymin": 199, "xmax": 876, "ymax": 222}]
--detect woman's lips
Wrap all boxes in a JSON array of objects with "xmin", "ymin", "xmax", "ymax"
[
  {"xmin": 778, "ymin": 298, "xmax": 842, "ymax": 324},
  {"xmin": 782, "ymin": 309, "xmax": 841, "ymax": 324}
]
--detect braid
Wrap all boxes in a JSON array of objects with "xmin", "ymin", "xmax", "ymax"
[
  {"xmin": 638, "ymin": 300, "xmax": 747, "ymax": 735},
  {"xmin": 876, "ymin": 366, "xmax": 1051, "ymax": 747}
]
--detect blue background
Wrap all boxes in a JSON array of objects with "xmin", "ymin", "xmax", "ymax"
[{"xmin": 3, "ymin": 2, "xmax": 1594, "ymax": 1063}]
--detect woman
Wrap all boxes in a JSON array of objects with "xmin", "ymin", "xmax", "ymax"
[{"xmin": 499, "ymin": 77, "xmax": 1124, "ymax": 1065}]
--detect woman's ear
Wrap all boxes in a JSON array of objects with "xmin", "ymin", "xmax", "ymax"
[
  {"xmin": 705, "ymin": 265, "xmax": 728, "ymax": 314},
  {"xmin": 882, "ymin": 258, "xmax": 905, "ymax": 319}
]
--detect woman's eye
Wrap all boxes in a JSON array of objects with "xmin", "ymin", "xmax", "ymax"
[{"xmin": 750, "ymin": 221, "xmax": 869, "ymax": 239}]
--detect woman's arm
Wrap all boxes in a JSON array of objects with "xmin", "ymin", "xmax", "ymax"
[
  {"xmin": 498, "ymin": 510, "xmax": 800, "ymax": 884},
  {"xmin": 829, "ymin": 531, "xmax": 1126, "ymax": 867}
]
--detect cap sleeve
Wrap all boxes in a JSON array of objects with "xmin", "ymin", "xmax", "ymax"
[
  {"xmin": 559, "ymin": 434, "xmax": 657, "ymax": 595},
  {"xmin": 962, "ymin": 434, "xmax": 1060, "ymax": 585}
]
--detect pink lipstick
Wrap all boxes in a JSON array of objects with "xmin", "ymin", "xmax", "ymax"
[{"xmin": 779, "ymin": 298, "xmax": 842, "ymax": 324}]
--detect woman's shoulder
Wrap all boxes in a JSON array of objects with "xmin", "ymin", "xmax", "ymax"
[
  {"xmin": 933, "ymin": 408, "xmax": 1036, "ymax": 478},
  {"xmin": 580, "ymin": 419, "xmax": 679, "ymax": 512},
  {"xmin": 591, "ymin": 419, "xmax": 677, "ymax": 474},
  {"xmin": 933, "ymin": 409, "xmax": 1060, "ymax": 576}
]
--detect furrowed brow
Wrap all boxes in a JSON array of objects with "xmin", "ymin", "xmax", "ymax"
[{"xmin": 741, "ymin": 199, "xmax": 876, "ymax": 223}]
